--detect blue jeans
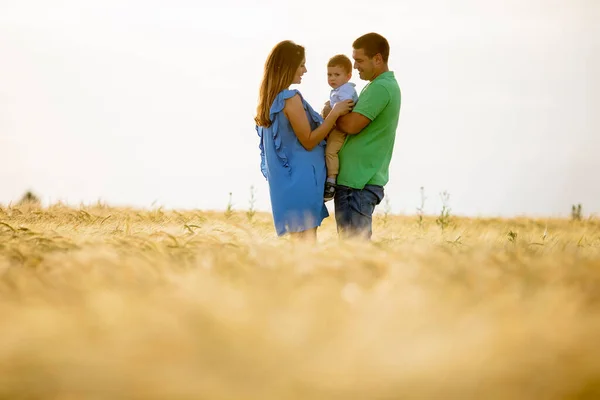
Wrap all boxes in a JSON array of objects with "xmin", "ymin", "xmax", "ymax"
[{"xmin": 334, "ymin": 184, "xmax": 384, "ymax": 240}]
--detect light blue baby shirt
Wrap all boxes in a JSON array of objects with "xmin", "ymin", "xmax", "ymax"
[{"xmin": 329, "ymin": 82, "xmax": 359, "ymax": 108}]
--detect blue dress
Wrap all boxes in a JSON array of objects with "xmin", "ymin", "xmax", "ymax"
[{"xmin": 257, "ymin": 89, "xmax": 329, "ymax": 236}]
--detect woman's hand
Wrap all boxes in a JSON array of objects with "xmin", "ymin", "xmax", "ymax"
[
  {"xmin": 321, "ymin": 101, "xmax": 332, "ymax": 118},
  {"xmin": 330, "ymin": 99, "xmax": 354, "ymax": 118}
]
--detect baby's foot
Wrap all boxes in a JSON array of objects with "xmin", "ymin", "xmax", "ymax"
[{"xmin": 324, "ymin": 181, "xmax": 336, "ymax": 202}]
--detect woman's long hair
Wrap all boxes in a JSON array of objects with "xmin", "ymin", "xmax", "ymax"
[{"xmin": 255, "ymin": 40, "xmax": 305, "ymax": 128}]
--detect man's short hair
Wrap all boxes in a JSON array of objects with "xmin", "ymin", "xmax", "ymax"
[
  {"xmin": 353, "ymin": 33, "xmax": 390, "ymax": 63},
  {"xmin": 327, "ymin": 54, "xmax": 353, "ymax": 74}
]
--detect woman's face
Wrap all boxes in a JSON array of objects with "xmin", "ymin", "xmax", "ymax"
[{"xmin": 292, "ymin": 58, "xmax": 307, "ymax": 84}]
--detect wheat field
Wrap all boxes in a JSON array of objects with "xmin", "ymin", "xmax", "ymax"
[{"xmin": 0, "ymin": 203, "xmax": 599, "ymax": 399}]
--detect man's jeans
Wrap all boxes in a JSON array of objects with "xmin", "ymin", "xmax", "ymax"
[{"xmin": 334, "ymin": 184, "xmax": 384, "ymax": 240}]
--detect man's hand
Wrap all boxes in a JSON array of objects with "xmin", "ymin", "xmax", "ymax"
[{"xmin": 321, "ymin": 101, "xmax": 332, "ymax": 118}]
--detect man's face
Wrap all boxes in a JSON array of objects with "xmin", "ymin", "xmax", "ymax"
[{"xmin": 352, "ymin": 48, "xmax": 376, "ymax": 81}]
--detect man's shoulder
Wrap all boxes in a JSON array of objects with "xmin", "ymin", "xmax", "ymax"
[
  {"xmin": 368, "ymin": 72, "xmax": 399, "ymax": 91},
  {"xmin": 358, "ymin": 79, "xmax": 393, "ymax": 103},
  {"xmin": 380, "ymin": 73, "xmax": 400, "ymax": 94},
  {"xmin": 364, "ymin": 79, "xmax": 399, "ymax": 108}
]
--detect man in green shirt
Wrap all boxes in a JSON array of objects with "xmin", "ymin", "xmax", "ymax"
[{"xmin": 330, "ymin": 32, "xmax": 401, "ymax": 239}]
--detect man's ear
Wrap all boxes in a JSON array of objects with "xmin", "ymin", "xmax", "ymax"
[{"xmin": 374, "ymin": 53, "xmax": 383, "ymax": 65}]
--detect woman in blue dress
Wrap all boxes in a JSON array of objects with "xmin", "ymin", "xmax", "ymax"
[{"xmin": 255, "ymin": 40, "xmax": 353, "ymax": 240}]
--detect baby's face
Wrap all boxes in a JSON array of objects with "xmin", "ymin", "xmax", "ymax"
[{"xmin": 327, "ymin": 66, "xmax": 351, "ymax": 89}]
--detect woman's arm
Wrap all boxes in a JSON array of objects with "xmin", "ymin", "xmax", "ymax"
[{"xmin": 284, "ymin": 95, "xmax": 352, "ymax": 151}]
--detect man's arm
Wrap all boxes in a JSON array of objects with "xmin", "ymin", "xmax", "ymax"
[
  {"xmin": 336, "ymin": 112, "xmax": 371, "ymax": 135},
  {"xmin": 336, "ymin": 83, "xmax": 390, "ymax": 135}
]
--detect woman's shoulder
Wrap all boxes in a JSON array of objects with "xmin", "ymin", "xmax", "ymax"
[
  {"xmin": 277, "ymin": 89, "xmax": 305, "ymax": 105},
  {"xmin": 270, "ymin": 89, "xmax": 304, "ymax": 115}
]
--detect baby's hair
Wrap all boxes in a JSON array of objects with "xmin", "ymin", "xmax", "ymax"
[{"xmin": 327, "ymin": 54, "xmax": 352, "ymax": 74}]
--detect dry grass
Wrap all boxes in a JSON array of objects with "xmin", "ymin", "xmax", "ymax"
[{"xmin": 1, "ymin": 203, "xmax": 599, "ymax": 399}]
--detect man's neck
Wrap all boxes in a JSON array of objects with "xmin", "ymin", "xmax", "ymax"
[{"xmin": 370, "ymin": 65, "xmax": 390, "ymax": 81}]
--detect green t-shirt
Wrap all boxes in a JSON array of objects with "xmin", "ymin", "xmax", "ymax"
[{"xmin": 337, "ymin": 71, "xmax": 401, "ymax": 189}]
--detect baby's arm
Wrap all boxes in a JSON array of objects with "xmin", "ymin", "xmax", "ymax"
[{"xmin": 329, "ymin": 92, "xmax": 342, "ymax": 108}]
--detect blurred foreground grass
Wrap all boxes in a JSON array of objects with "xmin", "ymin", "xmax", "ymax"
[{"xmin": 1, "ymin": 203, "xmax": 599, "ymax": 399}]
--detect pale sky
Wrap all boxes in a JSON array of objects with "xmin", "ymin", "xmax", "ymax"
[{"xmin": 1, "ymin": 0, "xmax": 598, "ymax": 217}]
